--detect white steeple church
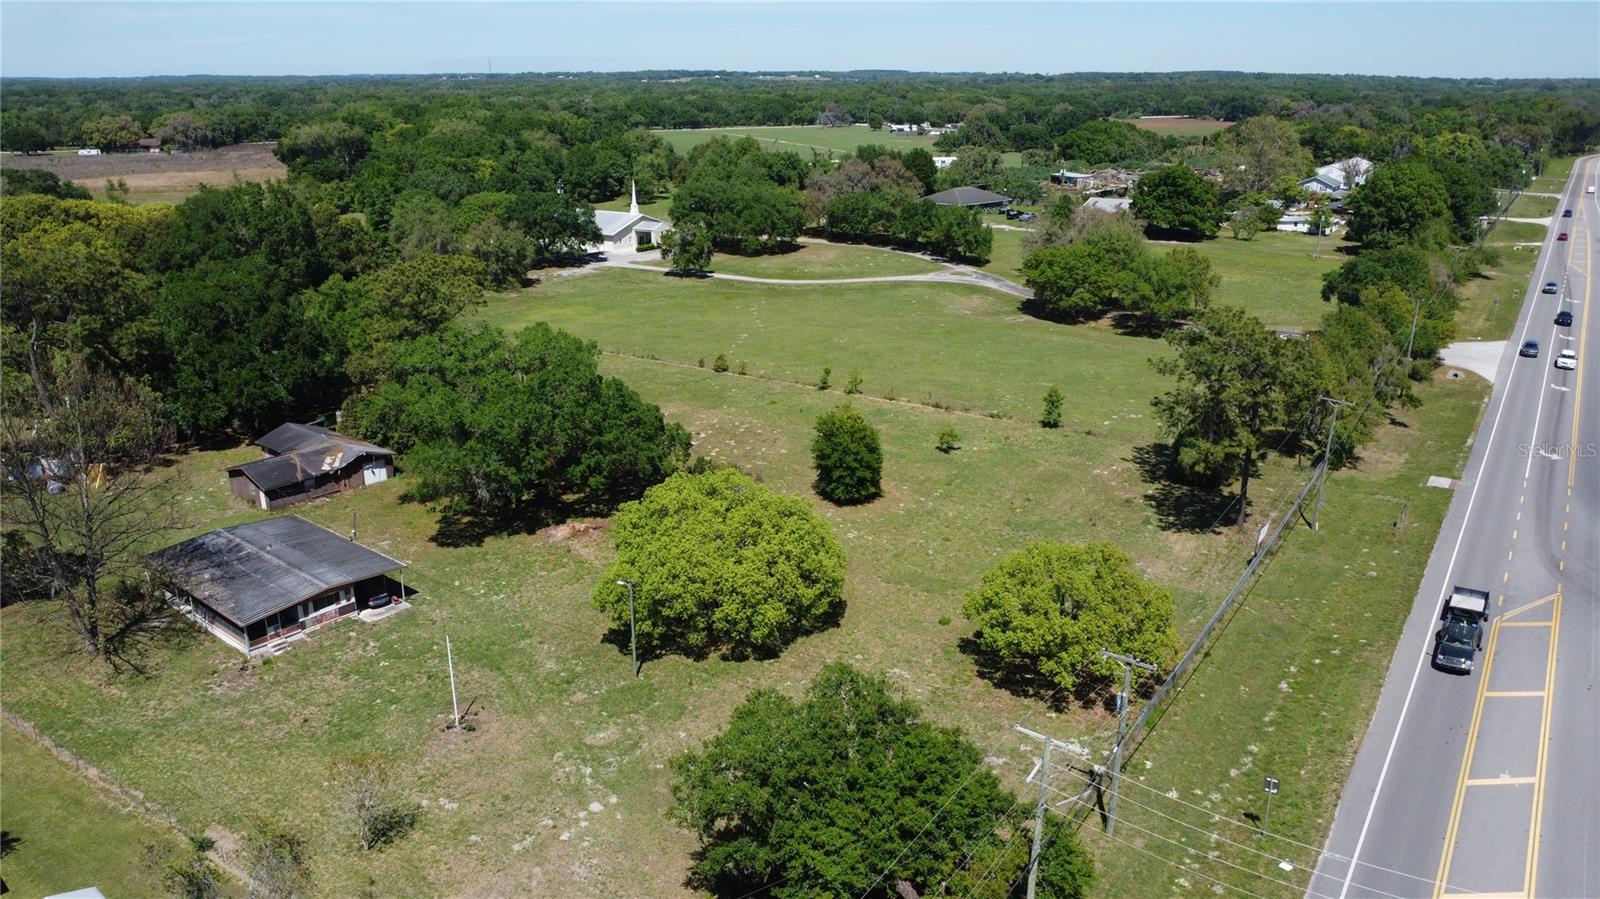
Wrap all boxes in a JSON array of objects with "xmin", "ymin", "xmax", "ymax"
[{"xmin": 589, "ymin": 179, "xmax": 666, "ymax": 255}]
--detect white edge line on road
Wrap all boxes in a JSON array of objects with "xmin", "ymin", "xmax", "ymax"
[{"xmin": 1334, "ymin": 156, "xmax": 1591, "ymax": 899}]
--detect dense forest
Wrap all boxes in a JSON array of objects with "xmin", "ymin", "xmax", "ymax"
[{"xmin": 4, "ymin": 70, "xmax": 1599, "ymax": 160}]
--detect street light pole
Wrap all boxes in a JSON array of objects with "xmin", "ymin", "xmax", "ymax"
[
  {"xmin": 1100, "ymin": 649, "xmax": 1157, "ymax": 837},
  {"xmin": 616, "ymin": 579, "xmax": 639, "ymax": 677}
]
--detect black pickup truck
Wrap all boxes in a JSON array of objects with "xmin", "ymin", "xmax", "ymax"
[{"xmin": 1432, "ymin": 586, "xmax": 1489, "ymax": 674}]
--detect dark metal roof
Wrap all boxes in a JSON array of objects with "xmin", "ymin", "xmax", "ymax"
[
  {"xmin": 925, "ymin": 186, "xmax": 1009, "ymax": 207},
  {"xmin": 230, "ymin": 443, "xmax": 389, "ymax": 492},
  {"xmin": 147, "ymin": 515, "xmax": 404, "ymax": 626},
  {"xmin": 257, "ymin": 423, "xmax": 389, "ymax": 457}
]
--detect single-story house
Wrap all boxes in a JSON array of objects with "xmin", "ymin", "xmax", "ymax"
[
  {"xmin": 588, "ymin": 182, "xmax": 667, "ymax": 255},
  {"xmin": 1300, "ymin": 157, "xmax": 1373, "ymax": 194},
  {"xmin": 227, "ymin": 422, "xmax": 394, "ymax": 511},
  {"xmin": 1050, "ymin": 170, "xmax": 1095, "ymax": 187},
  {"xmin": 1276, "ymin": 214, "xmax": 1338, "ymax": 235},
  {"xmin": 137, "ymin": 137, "xmax": 161, "ymax": 152},
  {"xmin": 926, "ymin": 186, "xmax": 1009, "ymax": 209},
  {"xmin": 148, "ymin": 515, "xmax": 407, "ymax": 655},
  {"xmin": 75, "ymin": 148, "xmax": 101, "ymax": 156},
  {"xmin": 932, "ymin": 156, "xmax": 958, "ymax": 169}
]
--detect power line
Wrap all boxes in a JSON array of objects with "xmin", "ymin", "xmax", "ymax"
[
  {"xmin": 1051, "ymin": 762, "xmax": 1452, "ymax": 894},
  {"xmin": 1045, "ymin": 769, "xmax": 1424, "ymax": 899},
  {"xmin": 1087, "ymin": 820, "xmax": 1276, "ymax": 899},
  {"xmin": 1044, "ymin": 783, "xmax": 1344, "ymax": 899}
]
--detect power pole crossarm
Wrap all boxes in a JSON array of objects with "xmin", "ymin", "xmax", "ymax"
[{"xmin": 1100, "ymin": 650, "xmax": 1156, "ymax": 838}]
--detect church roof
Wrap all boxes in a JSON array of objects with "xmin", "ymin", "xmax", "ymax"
[{"xmin": 594, "ymin": 209, "xmax": 663, "ymax": 237}]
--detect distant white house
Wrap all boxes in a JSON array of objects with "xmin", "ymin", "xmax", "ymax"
[
  {"xmin": 76, "ymin": 148, "xmax": 101, "ymax": 156},
  {"xmin": 588, "ymin": 183, "xmax": 667, "ymax": 255},
  {"xmin": 1300, "ymin": 157, "xmax": 1373, "ymax": 194},
  {"xmin": 1050, "ymin": 170, "xmax": 1094, "ymax": 187},
  {"xmin": 1276, "ymin": 213, "xmax": 1338, "ymax": 235},
  {"xmin": 932, "ymin": 156, "xmax": 958, "ymax": 170}
]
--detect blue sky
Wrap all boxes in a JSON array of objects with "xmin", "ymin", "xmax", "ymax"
[{"xmin": 2, "ymin": 2, "xmax": 1596, "ymax": 79}]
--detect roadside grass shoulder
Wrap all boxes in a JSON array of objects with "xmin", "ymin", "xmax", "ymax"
[
  {"xmin": 1485, "ymin": 220, "xmax": 1548, "ymax": 246},
  {"xmin": 1528, "ymin": 156, "xmax": 1577, "ymax": 195},
  {"xmin": 1082, "ymin": 369, "xmax": 1490, "ymax": 898},
  {"xmin": 0, "ymin": 721, "xmax": 219, "ymax": 898},
  {"xmin": 1456, "ymin": 246, "xmax": 1540, "ymax": 342},
  {"xmin": 1506, "ymin": 193, "xmax": 1558, "ymax": 219}
]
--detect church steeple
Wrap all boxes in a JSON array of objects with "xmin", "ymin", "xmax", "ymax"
[{"xmin": 629, "ymin": 180, "xmax": 639, "ymax": 215}]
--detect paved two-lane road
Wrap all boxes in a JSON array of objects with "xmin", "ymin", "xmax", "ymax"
[{"xmin": 1308, "ymin": 158, "xmax": 1600, "ymax": 899}]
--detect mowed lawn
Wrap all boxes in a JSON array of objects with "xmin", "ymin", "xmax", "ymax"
[
  {"xmin": 632, "ymin": 241, "xmax": 946, "ymax": 279},
  {"xmin": 0, "ymin": 722, "xmax": 214, "ymax": 897},
  {"xmin": 981, "ymin": 227, "xmax": 1351, "ymax": 332},
  {"xmin": 1, "ymin": 264, "xmax": 1320, "ymax": 896}
]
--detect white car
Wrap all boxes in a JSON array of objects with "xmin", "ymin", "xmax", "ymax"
[{"xmin": 1555, "ymin": 349, "xmax": 1577, "ymax": 370}]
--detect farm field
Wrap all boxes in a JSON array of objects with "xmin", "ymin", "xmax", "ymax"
[
  {"xmin": 1117, "ymin": 116, "xmax": 1234, "ymax": 136},
  {"xmin": 631, "ymin": 241, "xmax": 946, "ymax": 279},
  {"xmin": 3, "ymin": 264, "xmax": 1324, "ymax": 896},
  {"xmin": 0, "ymin": 721, "xmax": 216, "ymax": 898},
  {"xmin": 654, "ymin": 124, "xmax": 941, "ymax": 159},
  {"xmin": 1, "ymin": 142, "xmax": 286, "ymax": 205}
]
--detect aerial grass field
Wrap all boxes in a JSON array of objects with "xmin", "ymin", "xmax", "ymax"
[
  {"xmin": 0, "ymin": 721, "xmax": 213, "ymax": 897},
  {"xmin": 1, "ymin": 143, "xmax": 287, "ymax": 205},
  {"xmin": 1485, "ymin": 219, "xmax": 1549, "ymax": 246},
  {"xmin": 981, "ymin": 227, "xmax": 1352, "ymax": 332},
  {"xmin": 1527, "ymin": 155, "xmax": 1577, "ymax": 195},
  {"xmin": 1505, "ymin": 192, "xmax": 1559, "ymax": 219},
  {"xmin": 1085, "ymin": 369, "xmax": 1491, "ymax": 898},
  {"xmin": 632, "ymin": 241, "xmax": 946, "ymax": 279},
  {"xmin": 654, "ymin": 124, "xmax": 941, "ymax": 159},
  {"xmin": 0, "ymin": 226, "xmax": 1520, "ymax": 897},
  {"xmin": 2, "ymin": 260, "xmax": 1328, "ymax": 896}
]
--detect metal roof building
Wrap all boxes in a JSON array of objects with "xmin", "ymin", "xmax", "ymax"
[
  {"xmin": 148, "ymin": 515, "xmax": 405, "ymax": 654},
  {"xmin": 228, "ymin": 423, "xmax": 394, "ymax": 511},
  {"xmin": 925, "ymin": 186, "xmax": 1009, "ymax": 208}
]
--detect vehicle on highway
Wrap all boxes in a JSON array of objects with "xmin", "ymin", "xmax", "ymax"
[
  {"xmin": 1556, "ymin": 310, "xmax": 1574, "ymax": 326},
  {"xmin": 1432, "ymin": 586, "xmax": 1489, "ymax": 674},
  {"xmin": 1590, "ymin": 185, "xmax": 1597, "ymax": 195},
  {"xmin": 1563, "ymin": 208, "xmax": 1574, "ymax": 217},
  {"xmin": 1521, "ymin": 339, "xmax": 1541, "ymax": 358},
  {"xmin": 1543, "ymin": 280, "xmax": 1560, "ymax": 294},
  {"xmin": 1556, "ymin": 349, "xmax": 1578, "ymax": 370},
  {"xmin": 1558, "ymin": 232, "xmax": 1569, "ymax": 241}
]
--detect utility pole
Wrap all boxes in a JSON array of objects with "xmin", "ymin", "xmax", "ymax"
[
  {"xmin": 1404, "ymin": 294, "xmax": 1423, "ymax": 360},
  {"xmin": 446, "ymin": 634, "xmax": 461, "ymax": 730},
  {"xmin": 1313, "ymin": 396, "xmax": 1353, "ymax": 532},
  {"xmin": 616, "ymin": 579, "xmax": 640, "ymax": 677},
  {"xmin": 1262, "ymin": 775, "xmax": 1280, "ymax": 835},
  {"xmin": 1100, "ymin": 649, "xmax": 1157, "ymax": 837},
  {"xmin": 1013, "ymin": 725, "xmax": 1091, "ymax": 899}
]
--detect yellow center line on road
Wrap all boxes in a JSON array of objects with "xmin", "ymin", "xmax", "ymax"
[
  {"xmin": 1485, "ymin": 690, "xmax": 1546, "ymax": 697},
  {"xmin": 1466, "ymin": 776, "xmax": 1538, "ymax": 786},
  {"xmin": 1500, "ymin": 620, "xmax": 1554, "ymax": 628},
  {"xmin": 1525, "ymin": 591, "xmax": 1563, "ymax": 897},
  {"xmin": 1433, "ymin": 616, "xmax": 1502, "ymax": 897}
]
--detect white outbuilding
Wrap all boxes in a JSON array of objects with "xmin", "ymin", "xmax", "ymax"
[{"xmin": 589, "ymin": 183, "xmax": 667, "ymax": 255}]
